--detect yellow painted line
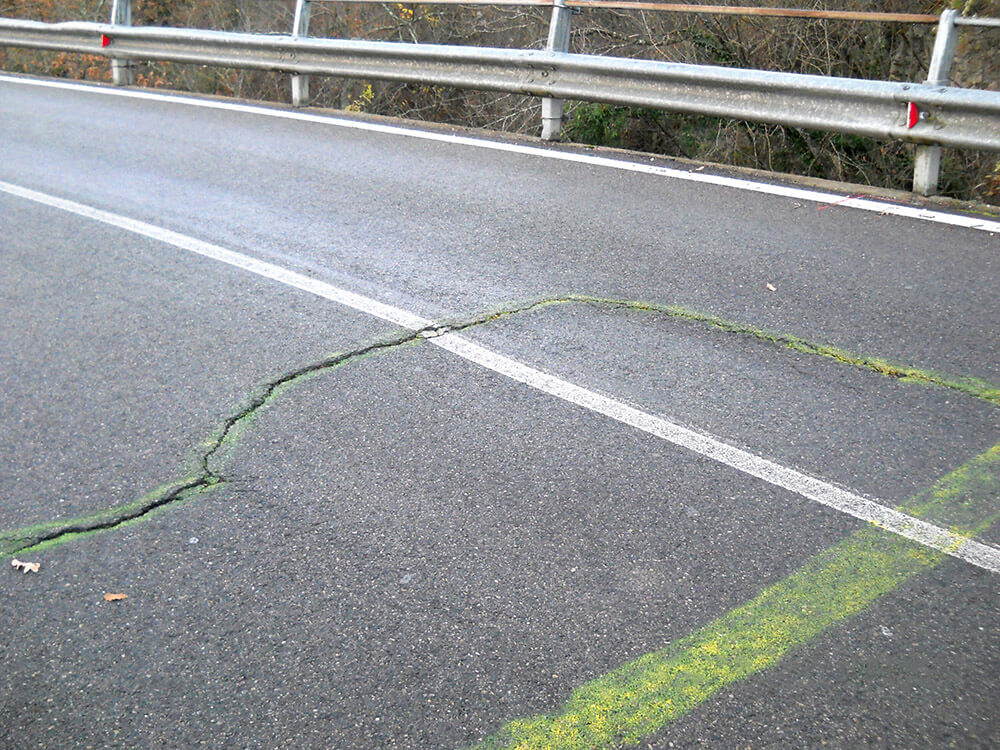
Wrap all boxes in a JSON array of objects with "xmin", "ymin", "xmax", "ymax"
[{"xmin": 478, "ymin": 443, "xmax": 1000, "ymax": 749}]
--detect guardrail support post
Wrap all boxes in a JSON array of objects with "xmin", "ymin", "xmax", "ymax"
[
  {"xmin": 541, "ymin": 0, "xmax": 572, "ymax": 140},
  {"xmin": 913, "ymin": 9, "xmax": 958, "ymax": 196},
  {"xmin": 110, "ymin": 0, "xmax": 133, "ymax": 86},
  {"xmin": 291, "ymin": 0, "xmax": 312, "ymax": 106}
]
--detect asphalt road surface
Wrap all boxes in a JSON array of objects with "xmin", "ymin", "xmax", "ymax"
[{"xmin": 1, "ymin": 74, "xmax": 998, "ymax": 749}]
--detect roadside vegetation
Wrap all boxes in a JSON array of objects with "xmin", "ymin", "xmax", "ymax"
[{"xmin": 2, "ymin": 0, "xmax": 998, "ymax": 202}]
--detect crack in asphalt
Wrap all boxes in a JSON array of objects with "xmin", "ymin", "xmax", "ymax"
[
  {"xmin": 560, "ymin": 295, "xmax": 999, "ymax": 405},
  {"xmin": 0, "ymin": 298, "xmax": 558, "ymax": 557},
  {"xmin": 2, "ymin": 294, "xmax": 996, "ymax": 558}
]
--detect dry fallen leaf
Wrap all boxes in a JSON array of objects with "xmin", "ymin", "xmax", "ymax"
[
  {"xmin": 11, "ymin": 559, "xmax": 40, "ymax": 574},
  {"xmin": 766, "ymin": 283, "xmax": 777, "ymax": 292},
  {"xmin": 103, "ymin": 593, "xmax": 128, "ymax": 602}
]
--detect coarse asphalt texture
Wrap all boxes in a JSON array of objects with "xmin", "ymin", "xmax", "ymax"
[{"xmin": 1, "ymin": 76, "xmax": 998, "ymax": 749}]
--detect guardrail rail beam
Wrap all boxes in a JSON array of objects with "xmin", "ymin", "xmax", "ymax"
[{"xmin": 2, "ymin": 15, "xmax": 998, "ymax": 181}]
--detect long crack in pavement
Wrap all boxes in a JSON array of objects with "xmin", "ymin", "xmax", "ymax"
[
  {"xmin": 0, "ymin": 297, "xmax": 555, "ymax": 557},
  {"xmin": 2, "ymin": 294, "xmax": 997, "ymax": 558}
]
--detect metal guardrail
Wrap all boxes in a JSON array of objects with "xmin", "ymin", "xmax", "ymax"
[{"xmin": 1, "ymin": 6, "xmax": 998, "ymax": 196}]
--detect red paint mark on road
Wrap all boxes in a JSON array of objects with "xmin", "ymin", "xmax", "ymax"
[{"xmin": 817, "ymin": 194, "xmax": 867, "ymax": 210}]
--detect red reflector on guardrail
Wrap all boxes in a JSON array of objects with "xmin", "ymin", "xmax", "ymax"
[
  {"xmin": 907, "ymin": 102, "xmax": 919, "ymax": 128},
  {"xmin": 100, "ymin": 34, "xmax": 110, "ymax": 47}
]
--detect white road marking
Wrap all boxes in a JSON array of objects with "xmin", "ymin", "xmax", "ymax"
[
  {"xmin": 4, "ymin": 178, "xmax": 999, "ymax": 573},
  {"xmin": 0, "ymin": 181, "xmax": 429, "ymax": 331},
  {"xmin": 435, "ymin": 334, "xmax": 1000, "ymax": 575},
  {"xmin": 3, "ymin": 74, "xmax": 1000, "ymax": 235}
]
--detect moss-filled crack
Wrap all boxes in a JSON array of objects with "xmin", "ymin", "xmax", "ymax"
[
  {"xmin": 439, "ymin": 294, "xmax": 998, "ymax": 405},
  {"xmin": 0, "ymin": 298, "xmax": 559, "ymax": 558},
  {"xmin": 555, "ymin": 295, "xmax": 1000, "ymax": 406},
  {"xmin": 2, "ymin": 293, "xmax": 996, "ymax": 558}
]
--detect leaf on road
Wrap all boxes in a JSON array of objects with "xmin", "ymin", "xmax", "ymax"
[
  {"xmin": 103, "ymin": 593, "xmax": 128, "ymax": 602},
  {"xmin": 10, "ymin": 559, "xmax": 40, "ymax": 574}
]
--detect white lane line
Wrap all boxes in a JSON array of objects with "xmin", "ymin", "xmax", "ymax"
[
  {"xmin": 3, "ymin": 74, "xmax": 1000, "ymax": 236},
  {"xmin": 436, "ymin": 333, "xmax": 1000, "ymax": 575},
  {"xmin": 3, "ymin": 178, "xmax": 999, "ymax": 574},
  {"xmin": 0, "ymin": 180, "xmax": 430, "ymax": 331}
]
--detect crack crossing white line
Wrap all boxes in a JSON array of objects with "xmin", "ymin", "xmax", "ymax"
[{"xmin": 2, "ymin": 178, "xmax": 998, "ymax": 574}]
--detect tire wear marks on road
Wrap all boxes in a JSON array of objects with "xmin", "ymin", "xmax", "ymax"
[{"xmin": 477, "ymin": 443, "xmax": 1000, "ymax": 750}]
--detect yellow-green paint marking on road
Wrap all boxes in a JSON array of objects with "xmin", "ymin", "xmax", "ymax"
[{"xmin": 478, "ymin": 443, "xmax": 1000, "ymax": 749}]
